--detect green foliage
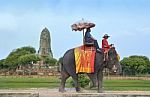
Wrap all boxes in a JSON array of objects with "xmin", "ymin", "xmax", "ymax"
[
  {"xmin": 78, "ymin": 74, "xmax": 90, "ymax": 88},
  {"xmin": 120, "ymin": 55, "xmax": 150, "ymax": 75},
  {"xmin": 3, "ymin": 46, "xmax": 37, "ymax": 69},
  {"xmin": 8, "ymin": 46, "xmax": 36, "ymax": 57},
  {"xmin": 18, "ymin": 54, "xmax": 40, "ymax": 66},
  {"xmin": 70, "ymin": 74, "xmax": 90, "ymax": 88},
  {"xmin": 42, "ymin": 56, "xmax": 57, "ymax": 66},
  {"xmin": 0, "ymin": 59, "xmax": 5, "ymax": 69}
]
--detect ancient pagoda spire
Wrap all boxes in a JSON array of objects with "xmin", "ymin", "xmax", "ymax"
[{"xmin": 38, "ymin": 27, "xmax": 53, "ymax": 57}]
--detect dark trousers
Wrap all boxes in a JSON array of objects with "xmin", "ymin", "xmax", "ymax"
[{"xmin": 94, "ymin": 40, "xmax": 100, "ymax": 49}]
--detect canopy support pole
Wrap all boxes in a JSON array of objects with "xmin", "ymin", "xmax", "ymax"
[{"xmin": 83, "ymin": 29, "xmax": 85, "ymax": 44}]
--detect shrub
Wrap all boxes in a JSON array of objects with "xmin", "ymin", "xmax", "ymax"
[{"xmin": 70, "ymin": 74, "xmax": 90, "ymax": 88}]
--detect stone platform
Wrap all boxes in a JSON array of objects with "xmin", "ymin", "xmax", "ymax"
[
  {"xmin": 63, "ymin": 92, "xmax": 150, "ymax": 97},
  {"xmin": 0, "ymin": 89, "xmax": 39, "ymax": 97},
  {"xmin": 0, "ymin": 93, "xmax": 38, "ymax": 97},
  {"xmin": 0, "ymin": 89, "xmax": 150, "ymax": 97}
]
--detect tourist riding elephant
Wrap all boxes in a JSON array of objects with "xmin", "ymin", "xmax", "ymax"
[{"xmin": 59, "ymin": 47, "xmax": 121, "ymax": 93}]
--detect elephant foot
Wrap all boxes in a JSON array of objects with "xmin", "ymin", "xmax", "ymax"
[{"xmin": 59, "ymin": 88, "xmax": 66, "ymax": 93}]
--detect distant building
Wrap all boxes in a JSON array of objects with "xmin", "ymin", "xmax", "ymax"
[{"xmin": 38, "ymin": 27, "xmax": 53, "ymax": 57}]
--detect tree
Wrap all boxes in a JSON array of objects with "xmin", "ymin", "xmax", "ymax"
[
  {"xmin": 18, "ymin": 54, "xmax": 40, "ymax": 66},
  {"xmin": 3, "ymin": 46, "xmax": 37, "ymax": 70},
  {"xmin": 0, "ymin": 59, "xmax": 5, "ymax": 69},
  {"xmin": 120, "ymin": 55, "xmax": 149, "ymax": 75},
  {"xmin": 130, "ymin": 56, "xmax": 150, "ymax": 74},
  {"xmin": 17, "ymin": 54, "xmax": 40, "ymax": 75},
  {"xmin": 42, "ymin": 56, "xmax": 57, "ymax": 66}
]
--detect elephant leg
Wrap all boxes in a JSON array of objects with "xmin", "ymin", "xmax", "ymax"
[
  {"xmin": 59, "ymin": 71, "xmax": 70, "ymax": 92},
  {"xmin": 97, "ymin": 71, "xmax": 103, "ymax": 93},
  {"xmin": 72, "ymin": 75, "xmax": 81, "ymax": 92},
  {"xmin": 87, "ymin": 73, "xmax": 98, "ymax": 88}
]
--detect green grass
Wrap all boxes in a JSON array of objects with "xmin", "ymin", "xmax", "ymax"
[
  {"xmin": 104, "ymin": 79, "xmax": 150, "ymax": 91},
  {"xmin": 0, "ymin": 76, "xmax": 150, "ymax": 91},
  {"xmin": 0, "ymin": 76, "xmax": 71, "ymax": 89}
]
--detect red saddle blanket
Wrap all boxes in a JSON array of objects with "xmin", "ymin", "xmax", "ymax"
[{"xmin": 74, "ymin": 45, "xmax": 96, "ymax": 73}]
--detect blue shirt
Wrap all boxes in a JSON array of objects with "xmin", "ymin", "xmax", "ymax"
[{"xmin": 85, "ymin": 31, "xmax": 93, "ymax": 43}]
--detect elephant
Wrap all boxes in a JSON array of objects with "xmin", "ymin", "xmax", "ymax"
[{"xmin": 59, "ymin": 47, "xmax": 121, "ymax": 93}]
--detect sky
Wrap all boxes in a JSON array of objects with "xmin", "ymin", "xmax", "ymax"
[{"xmin": 0, "ymin": 0, "xmax": 150, "ymax": 60}]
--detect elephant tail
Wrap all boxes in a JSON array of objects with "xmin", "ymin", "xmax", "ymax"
[
  {"xmin": 59, "ymin": 57, "xmax": 66, "ymax": 72},
  {"xmin": 60, "ymin": 61, "xmax": 63, "ymax": 72},
  {"xmin": 58, "ymin": 57, "xmax": 63, "ymax": 72}
]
